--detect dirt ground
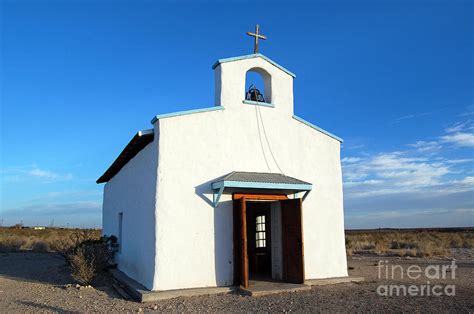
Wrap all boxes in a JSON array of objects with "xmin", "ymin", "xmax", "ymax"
[{"xmin": 0, "ymin": 251, "xmax": 473, "ymax": 312}]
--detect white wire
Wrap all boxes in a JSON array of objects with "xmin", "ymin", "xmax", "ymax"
[
  {"xmin": 254, "ymin": 99, "xmax": 271, "ymax": 172},
  {"xmin": 256, "ymin": 102, "xmax": 284, "ymax": 174}
]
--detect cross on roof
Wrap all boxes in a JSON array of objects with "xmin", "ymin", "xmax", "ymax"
[{"xmin": 246, "ymin": 24, "xmax": 267, "ymax": 54}]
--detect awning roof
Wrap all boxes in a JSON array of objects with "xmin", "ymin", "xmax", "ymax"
[
  {"xmin": 212, "ymin": 171, "xmax": 311, "ymax": 189},
  {"xmin": 96, "ymin": 129, "xmax": 154, "ymax": 184},
  {"xmin": 211, "ymin": 171, "xmax": 312, "ymax": 207}
]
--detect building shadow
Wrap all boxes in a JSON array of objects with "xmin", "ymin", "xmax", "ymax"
[
  {"xmin": 0, "ymin": 251, "xmax": 130, "ymax": 301},
  {"xmin": 194, "ymin": 176, "xmax": 235, "ymax": 288},
  {"xmin": 213, "ymin": 199, "xmax": 234, "ymax": 287},
  {"xmin": 0, "ymin": 252, "xmax": 72, "ymax": 286},
  {"xmin": 193, "ymin": 173, "xmax": 231, "ymax": 208},
  {"xmin": 16, "ymin": 301, "xmax": 73, "ymax": 313}
]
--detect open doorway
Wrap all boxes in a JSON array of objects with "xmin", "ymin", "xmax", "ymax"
[
  {"xmin": 233, "ymin": 194, "xmax": 304, "ymax": 289},
  {"xmin": 246, "ymin": 201, "xmax": 272, "ymax": 280}
]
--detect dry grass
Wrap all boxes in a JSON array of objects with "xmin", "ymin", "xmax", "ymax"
[
  {"xmin": 0, "ymin": 227, "xmax": 100, "ymax": 253},
  {"xmin": 0, "ymin": 227, "xmax": 117, "ymax": 285},
  {"xmin": 346, "ymin": 230, "xmax": 474, "ymax": 257}
]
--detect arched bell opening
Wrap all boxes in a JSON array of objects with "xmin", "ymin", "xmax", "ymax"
[{"xmin": 244, "ymin": 67, "xmax": 272, "ymax": 104}]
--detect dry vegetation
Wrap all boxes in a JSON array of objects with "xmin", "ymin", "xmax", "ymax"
[
  {"xmin": 2, "ymin": 227, "xmax": 473, "ymax": 259},
  {"xmin": 346, "ymin": 229, "xmax": 474, "ymax": 257},
  {"xmin": 0, "ymin": 227, "xmax": 100, "ymax": 254},
  {"xmin": 0, "ymin": 227, "xmax": 115, "ymax": 285}
]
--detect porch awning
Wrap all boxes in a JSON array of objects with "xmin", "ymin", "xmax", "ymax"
[{"xmin": 211, "ymin": 171, "xmax": 312, "ymax": 207}]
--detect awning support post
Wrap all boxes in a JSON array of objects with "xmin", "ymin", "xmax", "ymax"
[
  {"xmin": 213, "ymin": 185, "xmax": 225, "ymax": 208},
  {"xmin": 302, "ymin": 190, "xmax": 310, "ymax": 201}
]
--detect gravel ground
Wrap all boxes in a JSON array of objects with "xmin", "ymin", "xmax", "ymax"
[{"xmin": 0, "ymin": 251, "xmax": 473, "ymax": 312}]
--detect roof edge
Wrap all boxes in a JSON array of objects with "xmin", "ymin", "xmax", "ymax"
[
  {"xmin": 96, "ymin": 129, "xmax": 154, "ymax": 184},
  {"xmin": 212, "ymin": 53, "xmax": 296, "ymax": 78},
  {"xmin": 292, "ymin": 115, "xmax": 343, "ymax": 143},
  {"xmin": 151, "ymin": 106, "xmax": 224, "ymax": 124},
  {"xmin": 137, "ymin": 129, "xmax": 154, "ymax": 136}
]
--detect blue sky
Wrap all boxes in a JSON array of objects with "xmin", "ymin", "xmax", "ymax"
[{"xmin": 1, "ymin": 0, "xmax": 473, "ymax": 228}]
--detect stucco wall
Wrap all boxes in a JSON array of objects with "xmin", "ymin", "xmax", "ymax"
[
  {"xmin": 102, "ymin": 137, "xmax": 159, "ymax": 290},
  {"xmin": 152, "ymin": 55, "xmax": 347, "ymax": 291}
]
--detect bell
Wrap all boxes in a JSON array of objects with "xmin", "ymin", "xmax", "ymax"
[{"xmin": 246, "ymin": 84, "xmax": 265, "ymax": 102}]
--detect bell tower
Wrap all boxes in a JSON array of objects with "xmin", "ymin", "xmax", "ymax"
[{"xmin": 212, "ymin": 54, "xmax": 296, "ymax": 115}]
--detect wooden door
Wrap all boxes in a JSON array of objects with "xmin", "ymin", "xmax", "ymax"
[
  {"xmin": 281, "ymin": 198, "xmax": 304, "ymax": 283},
  {"xmin": 233, "ymin": 197, "xmax": 249, "ymax": 288}
]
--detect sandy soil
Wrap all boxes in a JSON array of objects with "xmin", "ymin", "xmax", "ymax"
[{"xmin": 0, "ymin": 251, "xmax": 473, "ymax": 312}]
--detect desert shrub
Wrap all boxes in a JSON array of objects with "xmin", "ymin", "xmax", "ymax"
[
  {"xmin": 67, "ymin": 236, "xmax": 118, "ymax": 285},
  {"xmin": 405, "ymin": 248, "xmax": 417, "ymax": 257},
  {"xmin": 31, "ymin": 240, "xmax": 50, "ymax": 252},
  {"xmin": 346, "ymin": 230, "xmax": 473, "ymax": 257},
  {"xmin": 50, "ymin": 229, "xmax": 100, "ymax": 258},
  {"xmin": 374, "ymin": 239, "xmax": 389, "ymax": 254},
  {"xmin": 448, "ymin": 233, "xmax": 463, "ymax": 248},
  {"xmin": 69, "ymin": 246, "xmax": 96, "ymax": 285},
  {"xmin": 0, "ymin": 237, "xmax": 27, "ymax": 252},
  {"xmin": 390, "ymin": 240, "xmax": 417, "ymax": 250},
  {"xmin": 463, "ymin": 239, "xmax": 473, "ymax": 248}
]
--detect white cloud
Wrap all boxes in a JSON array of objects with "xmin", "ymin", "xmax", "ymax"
[
  {"xmin": 391, "ymin": 112, "xmax": 432, "ymax": 124},
  {"xmin": 343, "ymin": 117, "xmax": 474, "ymax": 228},
  {"xmin": 341, "ymin": 157, "xmax": 361, "ymax": 163},
  {"xmin": 1, "ymin": 166, "xmax": 73, "ymax": 183},
  {"xmin": 440, "ymin": 132, "xmax": 474, "ymax": 147},
  {"xmin": 440, "ymin": 120, "xmax": 474, "ymax": 147},
  {"xmin": 342, "ymin": 152, "xmax": 451, "ymax": 194},
  {"xmin": 408, "ymin": 141, "xmax": 442, "ymax": 152},
  {"xmin": 446, "ymin": 159, "xmax": 474, "ymax": 164}
]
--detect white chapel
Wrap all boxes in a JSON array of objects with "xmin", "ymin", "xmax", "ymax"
[{"xmin": 98, "ymin": 27, "xmax": 347, "ymax": 292}]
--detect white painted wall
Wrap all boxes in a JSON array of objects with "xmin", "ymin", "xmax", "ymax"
[
  {"xmin": 102, "ymin": 137, "xmax": 159, "ymax": 290},
  {"xmin": 151, "ymin": 55, "xmax": 347, "ymax": 291}
]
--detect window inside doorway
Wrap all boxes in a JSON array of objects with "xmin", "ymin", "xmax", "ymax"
[{"xmin": 255, "ymin": 215, "xmax": 266, "ymax": 248}]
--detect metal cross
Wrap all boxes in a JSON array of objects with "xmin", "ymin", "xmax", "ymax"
[{"xmin": 246, "ymin": 24, "xmax": 267, "ymax": 54}]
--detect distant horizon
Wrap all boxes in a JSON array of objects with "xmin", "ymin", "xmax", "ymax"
[
  {"xmin": 1, "ymin": 1, "xmax": 473, "ymax": 229},
  {"xmin": 2, "ymin": 225, "xmax": 473, "ymax": 231}
]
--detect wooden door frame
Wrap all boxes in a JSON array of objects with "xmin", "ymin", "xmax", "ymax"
[
  {"xmin": 233, "ymin": 193, "xmax": 289, "ymax": 201},
  {"xmin": 232, "ymin": 193, "xmax": 289, "ymax": 287}
]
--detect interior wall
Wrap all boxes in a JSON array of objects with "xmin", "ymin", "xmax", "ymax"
[{"xmin": 270, "ymin": 201, "xmax": 283, "ymax": 280}]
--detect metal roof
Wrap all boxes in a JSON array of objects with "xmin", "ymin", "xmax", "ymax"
[
  {"xmin": 96, "ymin": 129, "xmax": 154, "ymax": 184},
  {"xmin": 221, "ymin": 171, "xmax": 310, "ymax": 185},
  {"xmin": 211, "ymin": 171, "xmax": 312, "ymax": 207}
]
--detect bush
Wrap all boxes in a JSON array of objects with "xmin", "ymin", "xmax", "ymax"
[
  {"xmin": 374, "ymin": 239, "xmax": 389, "ymax": 254},
  {"xmin": 69, "ymin": 246, "xmax": 96, "ymax": 285},
  {"xmin": 50, "ymin": 229, "xmax": 100, "ymax": 258},
  {"xmin": 31, "ymin": 240, "xmax": 50, "ymax": 252},
  {"xmin": 0, "ymin": 237, "xmax": 27, "ymax": 252},
  {"xmin": 67, "ymin": 236, "xmax": 118, "ymax": 285}
]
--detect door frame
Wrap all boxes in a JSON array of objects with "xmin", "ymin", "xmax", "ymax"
[{"xmin": 233, "ymin": 193, "xmax": 305, "ymax": 287}]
